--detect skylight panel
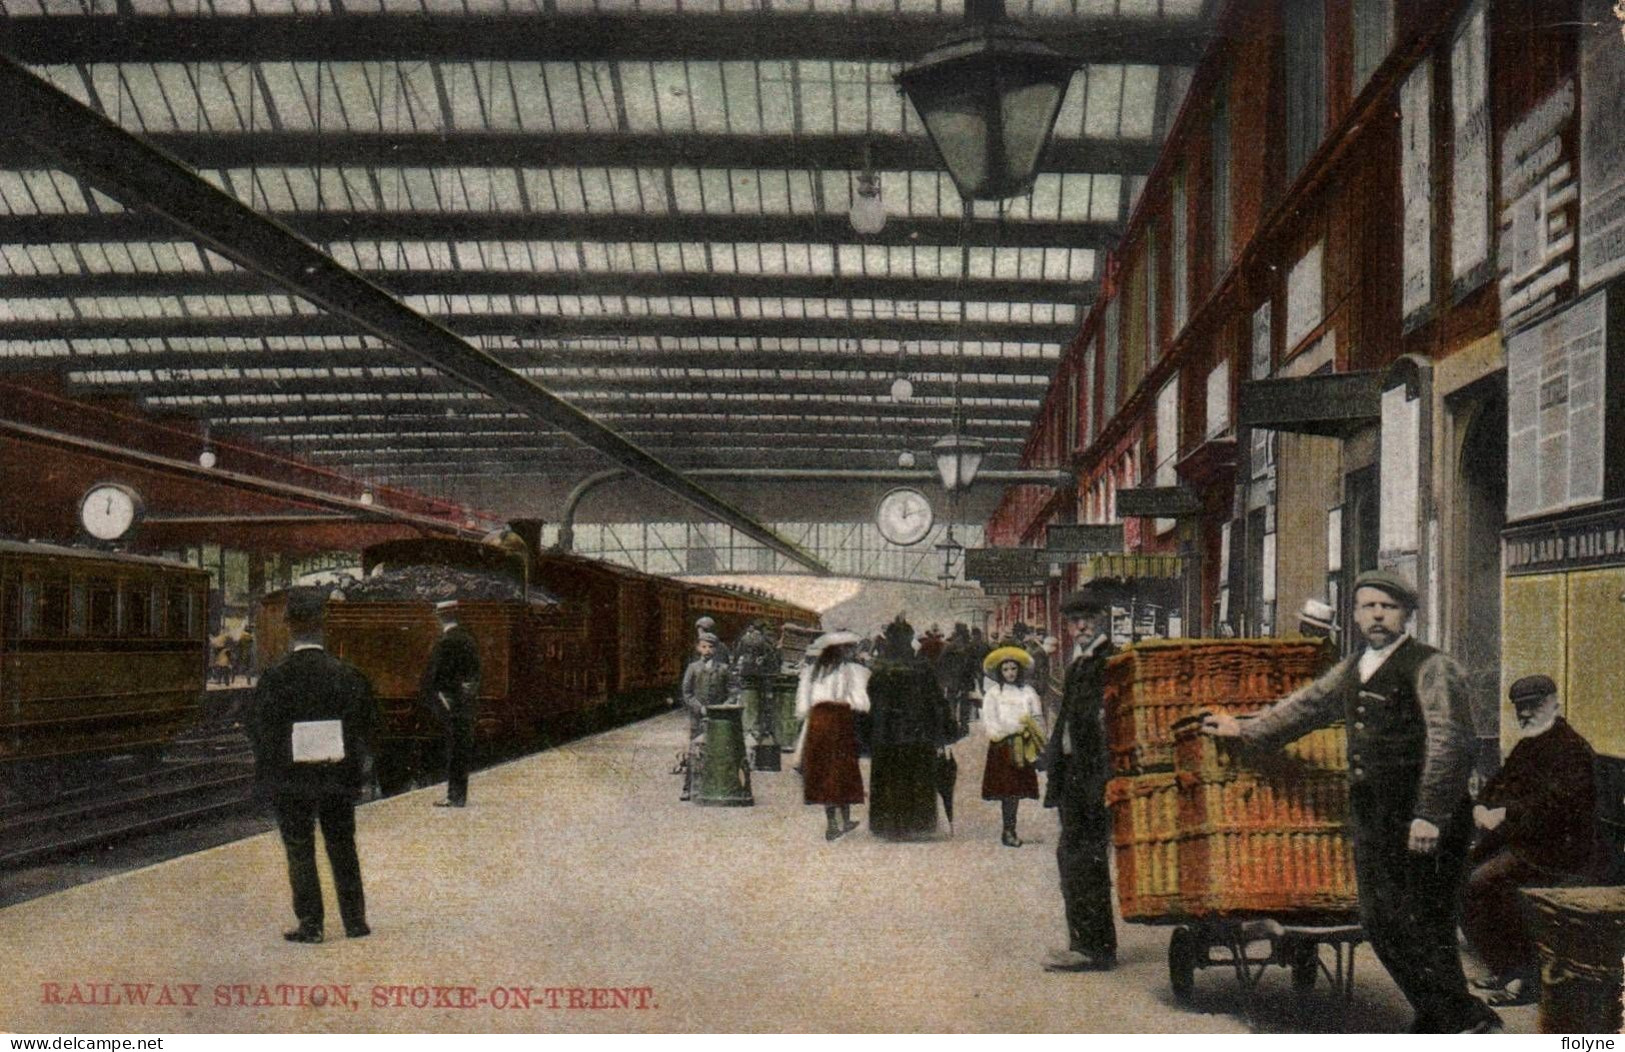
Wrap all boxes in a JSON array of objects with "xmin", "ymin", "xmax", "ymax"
[
  {"xmin": 686, "ymin": 63, "xmax": 728, "ymax": 134},
  {"xmin": 758, "ymin": 62, "xmax": 796, "ymax": 133},
  {"xmin": 1119, "ymin": 65, "xmax": 1159, "ymax": 139},
  {"xmin": 721, "ymin": 62, "xmax": 761, "ymax": 133},
  {"xmin": 578, "ymin": 167, "xmax": 614, "ymax": 212},
  {"xmin": 616, "ymin": 63, "xmax": 660, "ymax": 133},
  {"xmin": 541, "ymin": 62, "xmax": 589, "ymax": 131},
  {"xmin": 797, "ymin": 62, "xmax": 835, "ymax": 134},
  {"xmin": 651, "ymin": 63, "xmax": 693, "ymax": 131},
  {"xmin": 1085, "ymin": 65, "xmax": 1126, "ymax": 138},
  {"xmin": 1053, "ymin": 67, "xmax": 1092, "ymax": 139},
  {"xmin": 1091, "ymin": 174, "xmax": 1122, "ymax": 220},
  {"xmin": 440, "ymin": 63, "xmax": 489, "ymax": 130},
  {"xmin": 668, "ymin": 168, "xmax": 702, "ymax": 212}
]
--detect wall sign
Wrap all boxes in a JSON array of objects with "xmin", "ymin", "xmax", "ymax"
[
  {"xmin": 1506, "ymin": 290, "xmax": 1607, "ymax": 522},
  {"xmin": 1580, "ymin": 0, "xmax": 1625, "ymax": 291},
  {"xmin": 1450, "ymin": 0, "xmax": 1492, "ymax": 292},
  {"xmin": 963, "ymin": 547, "xmax": 1048, "ymax": 586},
  {"xmin": 1503, "ymin": 501, "xmax": 1625, "ymax": 575},
  {"xmin": 1401, "ymin": 60, "xmax": 1434, "ymax": 326},
  {"xmin": 1499, "ymin": 80, "xmax": 1576, "ymax": 332},
  {"xmin": 1046, "ymin": 523, "xmax": 1126, "ymax": 556}
]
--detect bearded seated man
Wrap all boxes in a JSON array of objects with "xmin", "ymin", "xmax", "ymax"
[{"xmin": 1462, "ymin": 674, "xmax": 1597, "ymax": 1006}]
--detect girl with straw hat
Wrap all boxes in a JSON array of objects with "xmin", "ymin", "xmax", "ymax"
[{"xmin": 980, "ymin": 646, "xmax": 1045, "ymax": 846}]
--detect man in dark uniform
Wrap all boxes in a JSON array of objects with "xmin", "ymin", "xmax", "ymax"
[
  {"xmin": 1204, "ymin": 569, "xmax": 1501, "ymax": 1033},
  {"xmin": 679, "ymin": 632, "xmax": 731, "ymax": 801},
  {"xmin": 249, "ymin": 588, "xmax": 378, "ymax": 944},
  {"xmin": 419, "ymin": 599, "xmax": 482, "ymax": 808},
  {"xmin": 1041, "ymin": 585, "xmax": 1118, "ymax": 972},
  {"xmin": 1463, "ymin": 674, "xmax": 1597, "ymax": 1005}
]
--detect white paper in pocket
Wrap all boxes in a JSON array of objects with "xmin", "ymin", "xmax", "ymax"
[{"xmin": 291, "ymin": 720, "xmax": 345, "ymax": 763}]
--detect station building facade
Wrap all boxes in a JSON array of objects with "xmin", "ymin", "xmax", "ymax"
[{"xmin": 985, "ymin": 0, "xmax": 1625, "ymax": 761}]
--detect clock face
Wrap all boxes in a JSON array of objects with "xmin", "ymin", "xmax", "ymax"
[
  {"xmin": 876, "ymin": 487, "xmax": 934, "ymax": 546},
  {"xmin": 80, "ymin": 483, "xmax": 143, "ymax": 542}
]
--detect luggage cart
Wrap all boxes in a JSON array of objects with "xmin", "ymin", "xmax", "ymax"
[{"xmin": 1165, "ymin": 914, "xmax": 1364, "ymax": 1018}]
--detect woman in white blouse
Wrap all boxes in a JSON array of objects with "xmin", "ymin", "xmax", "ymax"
[
  {"xmin": 979, "ymin": 646, "xmax": 1043, "ymax": 847},
  {"xmin": 795, "ymin": 630, "xmax": 871, "ymax": 841}
]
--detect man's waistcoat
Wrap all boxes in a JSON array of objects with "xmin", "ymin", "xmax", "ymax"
[{"xmin": 1339, "ymin": 637, "xmax": 1435, "ymax": 784}]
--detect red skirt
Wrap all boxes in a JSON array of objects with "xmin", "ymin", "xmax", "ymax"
[
  {"xmin": 981, "ymin": 738, "xmax": 1039, "ymax": 800},
  {"xmin": 802, "ymin": 702, "xmax": 866, "ymax": 806}
]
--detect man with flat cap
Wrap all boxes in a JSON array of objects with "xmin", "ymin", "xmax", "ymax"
[
  {"xmin": 1462, "ymin": 674, "xmax": 1596, "ymax": 1006},
  {"xmin": 249, "ymin": 587, "xmax": 378, "ymax": 943},
  {"xmin": 419, "ymin": 599, "xmax": 482, "ymax": 808},
  {"xmin": 1042, "ymin": 584, "xmax": 1119, "ymax": 972},
  {"xmin": 1204, "ymin": 569, "xmax": 1500, "ymax": 1032}
]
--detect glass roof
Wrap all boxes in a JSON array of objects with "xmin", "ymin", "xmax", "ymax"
[{"xmin": 0, "ymin": 1, "xmax": 1207, "ymax": 482}]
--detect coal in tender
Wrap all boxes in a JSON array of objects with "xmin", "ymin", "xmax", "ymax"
[{"xmin": 338, "ymin": 564, "xmax": 557, "ymax": 606}]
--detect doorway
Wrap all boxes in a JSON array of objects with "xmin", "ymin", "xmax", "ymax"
[{"xmin": 1450, "ymin": 381, "xmax": 1508, "ymax": 760}]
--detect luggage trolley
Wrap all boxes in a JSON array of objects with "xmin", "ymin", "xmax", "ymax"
[{"xmin": 1165, "ymin": 913, "xmax": 1364, "ymax": 1011}]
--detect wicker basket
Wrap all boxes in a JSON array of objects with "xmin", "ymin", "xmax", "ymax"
[
  {"xmin": 1168, "ymin": 715, "xmax": 1358, "ymax": 917},
  {"xmin": 1105, "ymin": 638, "xmax": 1334, "ymax": 775},
  {"xmin": 1171, "ymin": 717, "xmax": 1349, "ymax": 780},
  {"xmin": 1105, "ymin": 774, "xmax": 1183, "ymax": 921},
  {"xmin": 1520, "ymin": 886, "xmax": 1625, "ymax": 1034}
]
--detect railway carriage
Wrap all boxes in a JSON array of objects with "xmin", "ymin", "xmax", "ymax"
[
  {"xmin": 255, "ymin": 536, "xmax": 818, "ymax": 789},
  {"xmin": 0, "ymin": 540, "xmax": 209, "ymax": 768}
]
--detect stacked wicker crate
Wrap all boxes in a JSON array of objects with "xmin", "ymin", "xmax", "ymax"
[{"xmin": 1103, "ymin": 638, "xmax": 1357, "ymax": 921}]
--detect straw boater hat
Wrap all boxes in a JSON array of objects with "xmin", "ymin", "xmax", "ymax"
[
  {"xmin": 1297, "ymin": 598, "xmax": 1337, "ymax": 632},
  {"xmin": 983, "ymin": 645, "xmax": 1034, "ymax": 673},
  {"xmin": 806, "ymin": 629, "xmax": 861, "ymax": 657}
]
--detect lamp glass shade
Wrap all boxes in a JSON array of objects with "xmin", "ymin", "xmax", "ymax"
[
  {"xmin": 197, "ymin": 448, "xmax": 217, "ymax": 469},
  {"xmin": 896, "ymin": 24, "xmax": 1077, "ymax": 201},
  {"xmin": 932, "ymin": 434, "xmax": 988, "ymax": 490},
  {"xmin": 898, "ymin": 450, "xmax": 917, "ymax": 469},
  {"xmin": 890, "ymin": 375, "xmax": 914, "ymax": 401},
  {"xmin": 849, "ymin": 187, "xmax": 888, "ymax": 234}
]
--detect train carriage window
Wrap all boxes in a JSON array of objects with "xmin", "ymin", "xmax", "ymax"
[
  {"xmin": 166, "ymin": 587, "xmax": 188, "ymax": 639},
  {"xmin": 69, "ymin": 580, "xmax": 87, "ymax": 635},
  {"xmin": 123, "ymin": 582, "xmax": 153, "ymax": 637},
  {"xmin": 87, "ymin": 580, "xmax": 116, "ymax": 637},
  {"xmin": 36, "ymin": 579, "xmax": 70, "ymax": 638},
  {"xmin": 2, "ymin": 579, "xmax": 20, "ymax": 639}
]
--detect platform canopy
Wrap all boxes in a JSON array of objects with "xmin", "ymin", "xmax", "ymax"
[{"xmin": 0, "ymin": 0, "xmax": 1211, "ymax": 499}]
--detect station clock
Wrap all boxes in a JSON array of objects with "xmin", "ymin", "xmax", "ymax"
[
  {"xmin": 79, "ymin": 483, "xmax": 144, "ymax": 542},
  {"xmin": 875, "ymin": 486, "xmax": 934, "ymax": 546}
]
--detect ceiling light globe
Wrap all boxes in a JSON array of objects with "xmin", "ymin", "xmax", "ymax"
[
  {"xmin": 197, "ymin": 449, "xmax": 217, "ymax": 469},
  {"xmin": 890, "ymin": 375, "xmax": 914, "ymax": 402},
  {"xmin": 849, "ymin": 190, "xmax": 888, "ymax": 235},
  {"xmin": 898, "ymin": 450, "xmax": 918, "ymax": 469}
]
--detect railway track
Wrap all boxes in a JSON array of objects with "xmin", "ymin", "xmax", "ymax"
[{"xmin": 0, "ymin": 721, "xmax": 259, "ymax": 869}]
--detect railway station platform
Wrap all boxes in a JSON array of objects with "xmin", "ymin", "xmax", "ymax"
[{"xmin": 0, "ymin": 712, "xmax": 1540, "ymax": 1034}]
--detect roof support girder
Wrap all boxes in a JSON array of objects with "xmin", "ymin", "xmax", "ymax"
[
  {"xmin": 0, "ymin": 209, "xmax": 1122, "ymax": 250},
  {"xmin": 0, "ymin": 56, "xmax": 831, "ymax": 574},
  {"xmin": 0, "ymin": 130, "xmax": 1160, "ymax": 177},
  {"xmin": 0, "ymin": 268, "xmax": 1097, "ymax": 311},
  {"xmin": 0, "ymin": 13, "xmax": 1209, "ymax": 64},
  {"xmin": 0, "ymin": 311, "xmax": 1078, "ymax": 346}
]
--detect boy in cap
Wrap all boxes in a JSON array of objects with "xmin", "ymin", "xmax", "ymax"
[
  {"xmin": 1462, "ymin": 674, "xmax": 1597, "ymax": 1005},
  {"xmin": 248, "ymin": 588, "xmax": 378, "ymax": 943},
  {"xmin": 679, "ymin": 632, "xmax": 732, "ymax": 801},
  {"xmin": 1204, "ymin": 569, "xmax": 1500, "ymax": 1032},
  {"xmin": 419, "ymin": 599, "xmax": 482, "ymax": 808}
]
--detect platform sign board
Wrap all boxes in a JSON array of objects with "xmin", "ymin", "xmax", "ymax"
[
  {"xmin": 1500, "ymin": 80, "xmax": 1577, "ymax": 331},
  {"xmin": 962, "ymin": 546, "xmax": 1048, "ymax": 587},
  {"xmin": 1506, "ymin": 291, "xmax": 1607, "ymax": 521},
  {"xmin": 1045, "ymin": 524, "xmax": 1126, "ymax": 559},
  {"xmin": 1580, "ymin": 0, "xmax": 1625, "ymax": 291}
]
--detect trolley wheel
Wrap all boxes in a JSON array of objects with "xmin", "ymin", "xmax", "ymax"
[
  {"xmin": 1290, "ymin": 942, "xmax": 1319, "ymax": 992},
  {"xmin": 1168, "ymin": 926, "xmax": 1199, "ymax": 1003}
]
